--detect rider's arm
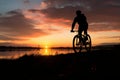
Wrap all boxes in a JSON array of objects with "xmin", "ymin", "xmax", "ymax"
[{"xmin": 71, "ymin": 17, "xmax": 77, "ymax": 32}]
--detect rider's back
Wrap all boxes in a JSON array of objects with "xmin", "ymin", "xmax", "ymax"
[{"xmin": 76, "ymin": 14, "xmax": 88, "ymax": 28}]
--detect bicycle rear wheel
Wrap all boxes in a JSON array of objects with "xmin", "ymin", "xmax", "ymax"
[
  {"xmin": 85, "ymin": 34, "xmax": 91, "ymax": 52},
  {"xmin": 73, "ymin": 35, "xmax": 82, "ymax": 53}
]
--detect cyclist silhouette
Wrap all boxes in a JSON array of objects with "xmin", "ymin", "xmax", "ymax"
[
  {"xmin": 71, "ymin": 10, "xmax": 88, "ymax": 39},
  {"xmin": 71, "ymin": 10, "xmax": 91, "ymax": 53}
]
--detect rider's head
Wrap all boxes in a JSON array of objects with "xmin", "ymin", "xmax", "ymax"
[{"xmin": 76, "ymin": 10, "xmax": 81, "ymax": 16}]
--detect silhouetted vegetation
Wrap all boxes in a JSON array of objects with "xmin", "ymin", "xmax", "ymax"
[{"xmin": 0, "ymin": 44, "xmax": 120, "ymax": 80}]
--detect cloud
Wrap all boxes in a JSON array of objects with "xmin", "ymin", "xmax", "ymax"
[
  {"xmin": 23, "ymin": 0, "xmax": 30, "ymax": 4},
  {"xmin": 89, "ymin": 22, "xmax": 120, "ymax": 31},
  {"xmin": 0, "ymin": 42, "xmax": 16, "ymax": 46},
  {"xmin": 101, "ymin": 35, "xmax": 120, "ymax": 39},
  {"xmin": 0, "ymin": 10, "xmax": 50, "ymax": 41},
  {"xmin": 0, "ymin": 34, "xmax": 26, "ymax": 41},
  {"xmin": 42, "ymin": 0, "xmax": 90, "ymax": 9},
  {"xmin": 39, "ymin": 7, "xmax": 77, "ymax": 20},
  {"xmin": 7, "ymin": 9, "xmax": 22, "ymax": 15},
  {"xmin": 37, "ymin": 0, "xmax": 120, "ymax": 31},
  {"xmin": 25, "ymin": 9, "xmax": 71, "ymax": 31}
]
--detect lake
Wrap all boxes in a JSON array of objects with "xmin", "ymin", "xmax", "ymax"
[{"xmin": 0, "ymin": 48, "xmax": 74, "ymax": 59}]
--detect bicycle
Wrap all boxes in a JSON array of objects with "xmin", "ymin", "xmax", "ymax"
[{"xmin": 72, "ymin": 31, "xmax": 92, "ymax": 53}]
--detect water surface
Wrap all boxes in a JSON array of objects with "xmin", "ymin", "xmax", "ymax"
[{"xmin": 0, "ymin": 48, "xmax": 74, "ymax": 59}]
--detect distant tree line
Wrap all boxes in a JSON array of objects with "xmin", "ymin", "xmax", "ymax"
[{"xmin": 0, "ymin": 46, "xmax": 40, "ymax": 51}]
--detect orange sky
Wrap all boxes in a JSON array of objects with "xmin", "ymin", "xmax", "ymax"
[{"xmin": 0, "ymin": 0, "xmax": 120, "ymax": 47}]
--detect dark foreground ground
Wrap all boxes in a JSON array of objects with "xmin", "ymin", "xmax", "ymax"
[{"xmin": 0, "ymin": 44, "xmax": 120, "ymax": 80}]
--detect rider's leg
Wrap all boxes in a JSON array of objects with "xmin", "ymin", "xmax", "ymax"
[
  {"xmin": 84, "ymin": 29, "xmax": 88, "ymax": 40},
  {"xmin": 78, "ymin": 29, "xmax": 82, "ymax": 39},
  {"xmin": 78, "ymin": 29, "xmax": 84, "ymax": 44},
  {"xmin": 84, "ymin": 26, "xmax": 88, "ymax": 35}
]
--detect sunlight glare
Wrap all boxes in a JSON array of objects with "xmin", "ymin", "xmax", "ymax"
[{"xmin": 45, "ymin": 45, "xmax": 48, "ymax": 49}]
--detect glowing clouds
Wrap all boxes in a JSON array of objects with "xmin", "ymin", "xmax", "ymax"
[{"xmin": 40, "ymin": 1, "xmax": 48, "ymax": 9}]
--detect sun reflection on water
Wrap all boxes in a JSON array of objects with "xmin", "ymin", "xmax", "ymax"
[
  {"xmin": 39, "ymin": 45, "xmax": 52, "ymax": 56},
  {"xmin": 0, "ymin": 48, "xmax": 74, "ymax": 59},
  {"xmin": 44, "ymin": 48, "xmax": 50, "ymax": 55}
]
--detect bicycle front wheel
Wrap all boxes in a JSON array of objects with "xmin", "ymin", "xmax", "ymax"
[{"xmin": 73, "ymin": 35, "xmax": 82, "ymax": 53}]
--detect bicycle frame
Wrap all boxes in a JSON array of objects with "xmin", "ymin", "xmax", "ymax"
[{"xmin": 72, "ymin": 30, "xmax": 91, "ymax": 53}]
